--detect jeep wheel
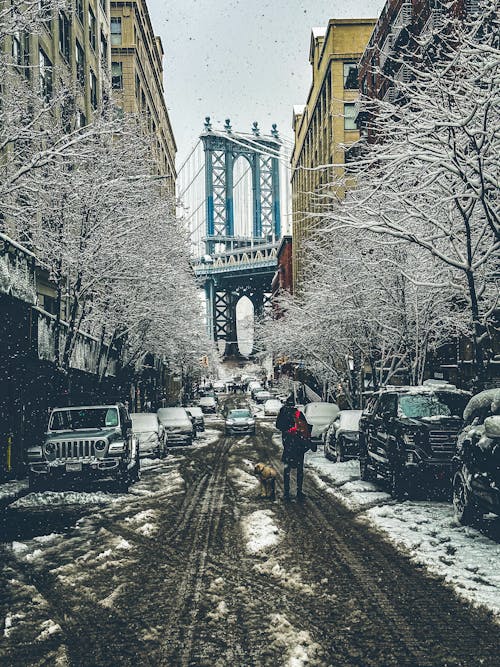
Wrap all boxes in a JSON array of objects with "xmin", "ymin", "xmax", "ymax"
[
  {"xmin": 453, "ymin": 470, "xmax": 480, "ymax": 526},
  {"xmin": 115, "ymin": 475, "xmax": 130, "ymax": 493},
  {"xmin": 360, "ymin": 455, "xmax": 375, "ymax": 481},
  {"xmin": 390, "ymin": 465, "xmax": 406, "ymax": 500}
]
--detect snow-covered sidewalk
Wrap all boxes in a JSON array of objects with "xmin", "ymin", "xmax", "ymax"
[{"xmin": 305, "ymin": 446, "xmax": 500, "ymax": 619}]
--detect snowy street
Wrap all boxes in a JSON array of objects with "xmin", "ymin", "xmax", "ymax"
[{"xmin": 1, "ymin": 406, "xmax": 499, "ymax": 667}]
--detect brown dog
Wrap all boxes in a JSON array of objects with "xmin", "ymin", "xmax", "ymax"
[{"xmin": 254, "ymin": 463, "xmax": 277, "ymax": 500}]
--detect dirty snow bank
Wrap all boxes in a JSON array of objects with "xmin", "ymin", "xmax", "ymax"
[
  {"xmin": 306, "ymin": 446, "xmax": 500, "ymax": 618},
  {"xmin": 365, "ymin": 502, "xmax": 500, "ymax": 617},
  {"xmin": 10, "ymin": 490, "xmax": 125, "ymax": 509},
  {"xmin": 268, "ymin": 613, "xmax": 322, "ymax": 666},
  {"xmin": 305, "ymin": 450, "xmax": 390, "ymax": 510},
  {"xmin": 242, "ymin": 509, "xmax": 281, "ymax": 554},
  {"xmin": 0, "ymin": 480, "xmax": 28, "ymax": 504}
]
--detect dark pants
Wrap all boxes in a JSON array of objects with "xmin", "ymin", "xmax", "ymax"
[{"xmin": 283, "ymin": 461, "xmax": 304, "ymax": 496}]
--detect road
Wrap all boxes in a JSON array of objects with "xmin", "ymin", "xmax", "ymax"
[{"xmin": 0, "ymin": 409, "xmax": 499, "ymax": 667}]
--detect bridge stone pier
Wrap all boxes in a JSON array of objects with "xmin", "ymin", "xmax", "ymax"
[{"xmin": 193, "ymin": 118, "xmax": 283, "ymax": 356}]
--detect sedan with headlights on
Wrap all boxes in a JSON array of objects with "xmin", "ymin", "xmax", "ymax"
[{"xmin": 224, "ymin": 408, "xmax": 256, "ymax": 436}]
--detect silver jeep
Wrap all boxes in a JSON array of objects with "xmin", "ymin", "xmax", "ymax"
[{"xmin": 27, "ymin": 404, "xmax": 140, "ymax": 492}]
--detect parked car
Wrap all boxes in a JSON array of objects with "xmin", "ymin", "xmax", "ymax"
[
  {"xmin": 213, "ymin": 381, "xmax": 226, "ymax": 393},
  {"xmin": 224, "ymin": 408, "xmax": 256, "ymax": 436},
  {"xmin": 303, "ymin": 402, "xmax": 340, "ymax": 445},
  {"xmin": 254, "ymin": 390, "xmax": 273, "ymax": 404},
  {"xmin": 249, "ymin": 381, "xmax": 263, "ymax": 398},
  {"xmin": 186, "ymin": 406, "xmax": 205, "ymax": 433},
  {"xmin": 453, "ymin": 389, "xmax": 500, "ymax": 525},
  {"xmin": 131, "ymin": 412, "xmax": 167, "ymax": 459},
  {"xmin": 27, "ymin": 404, "xmax": 140, "ymax": 492},
  {"xmin": 198, "ymin": 395, "xmax": 217, "ymax": 414},
  {"xmin": 264, "ymin": 398, "xmax": 282, "ymax": 416},
  {"xmin": 359, "ymin": 383, "xmax": 470, "ymax": 499},
  {"xmin": 157, "ymin": 407, "xmax": 194, "ymax": 446},
  {"xmin": 324, "ymin": 410, "xmax": 363, "ymax": 462}
]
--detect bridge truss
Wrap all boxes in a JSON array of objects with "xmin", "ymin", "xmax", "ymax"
[{"xmin": 178, "ymin": 118, "xmax": 291, "ymax": 355}]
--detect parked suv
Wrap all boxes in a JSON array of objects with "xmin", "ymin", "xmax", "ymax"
[
  {"xmin": 453, "ymin": 389, "xmax": 500, "ymax": 525},
  {"xmin": 359, "ymin": 383, "xmax": 470, "ymax": 499},
  {"xmin": 27, "ymin": 404, "xmax": 140, "ymax": 492}
]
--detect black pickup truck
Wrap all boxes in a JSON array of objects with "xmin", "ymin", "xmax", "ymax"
[{"xmin": 359, "ymin": 383, "xmax": 470, "ymax": 499}]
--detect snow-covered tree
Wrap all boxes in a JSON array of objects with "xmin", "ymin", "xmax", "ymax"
[{"xmin": 269, "ymin": 6, "xmax": 499, "ymax": 393}]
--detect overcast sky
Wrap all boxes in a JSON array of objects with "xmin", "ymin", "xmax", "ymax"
[{"xmin": 147, "ymin": 0, "xmax": 385, "ymax": 165}]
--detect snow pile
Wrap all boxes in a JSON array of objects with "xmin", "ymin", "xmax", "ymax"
[
  {"xmin": 230, "ymin": 467, "xmax": 259, "ymax": 495},
  {"xmin": 268, "ymin": 613, "xmax": 322, "ymax": 666},
  {"xmin": 242, "ymin": 510, "xmax": 282, "ymax": 554},
  {"xmin": 140, "ymin": 457, "xmax": 163, "ymax": 469},
  {"xmin": 254, "ymin": 557, "xmax": 315, "ymax": 596},
  {"xmin": 125, "ymin": 509, "xmax": 159, "ymax": 537},
  {"xmin": 10, "ymin": 490, "xmax": 125, "ymax": 509},
  {"xmin": 3, "ymin": 612, "xmax": 25, "ymax": 638},
  {"xmin": 305, "ymin": 450, "xmax": 390, "ymax": 510},
  {"xmin": 365, "ymin": 502, "xmax": 500, "ymax": 617},
  {"xmin": 35, "ymin": 619, "xmax": 62, "ymax": 642},
  {"xmin": 0, "ymin": 480, "xmax": 28, "ymax": 504}
]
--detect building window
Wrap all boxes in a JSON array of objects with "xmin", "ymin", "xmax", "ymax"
[
  {"xmin": 100, "ymin": 31, "xmax": 108, "ymax": 66},
  {"xmin": 76, "ymin": 0, "xmax": 84, "ymax": 24},
  {"xmin": 39, "ymin": 48, "xmax": 52, "ymax": 99},
  {"xmin": 88, "ymin": 7, "xmax": 96, "ymax": 51},
  {"xmin": 75, "ymin": 40, "xmax": 85, "ymax": 86},
  {"xmin": 58, "ymin": 11, "xmax": 71, "ymax": 62},
  {"xmin": 343, "ymin": 63, "xmax": 358, "ymax": 90},
  {"xmin": 12, "ymin": 31, "xmax": 22, "ymax": 66},
  {"xmin": 90, "ymin": 69, "xmax": 98, "ymax": 108},
  {"xmin": 76, "ymin": 111, "xmax": 86, "ymax": 128},
  {"xmin": 38, "ymin": 0, "xmax": 52, "ymax": 27},
  {"xmin": 344, "ymin": 103, "xmax": 357, "ymax": 130},
  {"xmin": 110, "ymin": 17, "xmax": 122, "ymax": 46},
  {"xmin": 111, "ymin": 61, "xmax": 123, "ymax": 89}
]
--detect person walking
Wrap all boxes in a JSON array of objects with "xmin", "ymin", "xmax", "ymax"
[{"xmin": 275, "ymin": 396, "xmax": 313, "ymax": 501}]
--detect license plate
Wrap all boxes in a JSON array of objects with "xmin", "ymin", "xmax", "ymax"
[{"xmin": 66, "ymin": 462, "xmax": 82, "ymax": 472}]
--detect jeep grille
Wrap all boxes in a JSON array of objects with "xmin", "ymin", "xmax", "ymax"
[
  {"xmin": 53, "ymin": 440, "xmax": 97, "ymax": 460},
  {"xmin": 428, "ymin": 430, "xmax": 458, "ymax": 458}
]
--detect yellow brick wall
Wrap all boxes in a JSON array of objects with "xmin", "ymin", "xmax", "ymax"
[{"xmin": 291, "ymin": 19, "xmax": 376, "ymax": 291}]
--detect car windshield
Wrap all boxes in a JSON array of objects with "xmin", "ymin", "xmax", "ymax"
[
  {"xmin": 339, "ymin": 411, "xmax": 362, "ymax": 430},
  {"xmin": 158, "ymin": 408, "xmax": 187, "ymax": 420},
  {"xmin": 187, "ymin": 408, "xmax": 203, "ymax": 417},
  {"xmin": 199, "ymin": 397, "xmax": 214, "ymax": 404},
  {"xmin": 131, "ymin": 414, "xmax": 158, "ymax": 431},
  {"xmin": 228, "ymin": 410, "xmax": 251, "ymax": 419},
  {"xmin": 49, "ymin": 407, "xmax": 119, "ymax": 431},
  {"xmin": 399, "ymin": 393, "xmax": 468, "ymax": 419}
]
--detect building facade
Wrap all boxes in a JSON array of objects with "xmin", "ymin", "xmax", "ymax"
[
  {"xmin": 356, "ymin": 0, "xmax": 483, "ymax": 137},
  {"xmin": 110, "ymin": 0, "xmax": 176, "ymax": 194},
  {"xmin": 290, "ymin": 19, "xmax": 376, "ymax": 291}
]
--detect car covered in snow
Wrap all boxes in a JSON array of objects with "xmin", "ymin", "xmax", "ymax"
[
  {"xmin": 453, "ymin": 389, "xmax": 500, "ymax": 525},
  {"xmin": 359, "ymin": 382, "xmax": 470, "ymax": 499},
  {"xmin": 263, "ymin": 398, "xmax": 282, "ymax": 416},
  {"xmin": 224, "ymin": 408, "xmax": 256, "ymax": 436},
  {"xmin": 157, "ymin": 407, "xmax": 194, "ymax": 446},
  {"xmin": 27, "ymin": 404, "xmax": 140, "ymax": 492},
  {"xmin": 324, "ymin": 410, "xmax": 363, "ymax": 462},
  {"xmin": 131, "ymin": 412, "xmax": 167, "ymax": 459},
  {"xmin": 303, "ymin": 402, "xmax": 340, "ymax": 445},
  {"xmin": 254, "ymin": 390, "xmax": 273, "ymax": 404},
  {"xmin": 198, "ymin": 395, "xmax": 217, "ymax": 414},
  {"xmin": 186, "ymin": 406, "xmax": 205, "ymax": 433}
]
